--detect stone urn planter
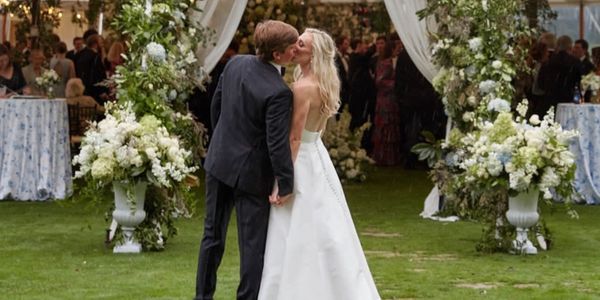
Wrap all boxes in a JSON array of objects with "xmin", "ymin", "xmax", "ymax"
[
  {"xmin": 506, "ymin": 188, "xmax": 540, "ymax": 254},
  {"xmin": 112, "ymin": 181, "xmax": 147, "ymax": 253}
]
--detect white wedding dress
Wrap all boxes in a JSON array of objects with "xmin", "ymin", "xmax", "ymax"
[{"xmin": 258, "ymin": 129, "xmax": 380, "ymax": 300}]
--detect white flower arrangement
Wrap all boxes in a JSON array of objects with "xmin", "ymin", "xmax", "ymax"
[
  {"xmin": 322, "ymin": 108, "xmax": 374, "ymax": 183},
  {"xmin": 73, "ymin": 103, "xmax": 198, "ymax": 188},
  {"xmin": 35, "ymin": 69, "xmax": 60, "ymax": 98},
  {"xmin": 581, "ymin": 72, "xmax": 600, "ymax": 96},
  {"xmin": 455, "ymin": 100, "xmax": 578, "ymax": 200}
]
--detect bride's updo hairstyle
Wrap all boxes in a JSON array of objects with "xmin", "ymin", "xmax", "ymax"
[{"xmin": 294, "ymin": 28, "xmax": 341, "ymax": 117}]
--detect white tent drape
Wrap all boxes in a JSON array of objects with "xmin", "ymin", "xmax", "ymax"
[
  {"xmin": 193, "ymin": 0, "xmax": 248, "ymax": 74},
  {"xmin": 383, "ymin": 0, "xmax": 438, "ymax": 83},
  {"xmin": 384, "ymin": 0, "xmax": 458, "ymax": 220}
]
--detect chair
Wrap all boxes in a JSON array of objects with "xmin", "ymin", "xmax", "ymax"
[{"xmin": 67, "ymin": 103, "xmax": 98, "ymax": 152}]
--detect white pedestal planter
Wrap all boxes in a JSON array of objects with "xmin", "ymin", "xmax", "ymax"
[
  {"xmin": 506, "ymin": 188, "xmax": 539, "ymax": 255},
  {"xmin": 112, "ymin": 181, "xmax": 147, "ymax": 254}
]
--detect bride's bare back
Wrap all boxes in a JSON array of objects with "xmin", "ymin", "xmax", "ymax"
[
  {"xmin": 289, "ymin": 75, "xmax": 329, "ymax": 161},
  {"xmin": 294, "ymin": 77, "xmax": 328, "ymax": 131}
]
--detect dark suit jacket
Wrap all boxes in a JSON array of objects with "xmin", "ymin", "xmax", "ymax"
[
  {"xmin": 335, "ymin": 52, "xmax": 350, "ymax": 109},
  {"xmin": 539, "ymin": 50, "xmax": 581, "ymax": 106},
  {"xmin": 66, "ymin": 49, "xmax": 79, "ymax": 63},
  {"xmin": 203, "ymin": 55, "xmax": 294, "ymax": 197},
  {"xmin": 580, "ymin": 57, "xmax": 595, "ymax": 76},
  {"xmin": 76, "ymin": 47, "xmax": 108, "ymax": 104}
]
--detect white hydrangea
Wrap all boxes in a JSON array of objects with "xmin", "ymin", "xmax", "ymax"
[
  {"xmin": 478, "ymin": 80, "xmax": 497, "ymax": 95},
  {"xmin": 146, "ymin": 42, "xmax": 166, "ymax": 62},
  {"xmin": 487, "ymin": 98, "xmax": 510, "ymax": 112},
  {"xmin": 468, "ymin": 37, "xmax": 482, "ymax": 52}
]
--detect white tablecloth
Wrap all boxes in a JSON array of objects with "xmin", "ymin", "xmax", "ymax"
[
  {"xmin": 556, "ymin": 103, "xmax": 600, "ymax": 204},
  {"xmin": 0, "ymin": 99, "xmax": 72, "ymax": 200}
]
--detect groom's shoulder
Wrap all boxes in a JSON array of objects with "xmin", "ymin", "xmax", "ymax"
[{"xmin": 228, "ymin": 54, "xmax": 256, "ymax": 66}]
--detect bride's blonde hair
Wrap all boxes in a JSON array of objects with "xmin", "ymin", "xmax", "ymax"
[{"xmin": 294, "ymin": 28, "xmax": 341, "ymax": 117}]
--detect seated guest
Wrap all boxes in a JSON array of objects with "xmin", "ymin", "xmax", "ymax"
[
  {"xmin": 50, "ymin": 42, "xmax": 76, "ymax": 98},
  {"xmin": 21, "ymin": 49, "xmax": 47, "ymax": 96},
  {"xmin": 66, "ymin": 78, "xmax": 104, "ymax": 113},
  {"xmin": 0, "ymin": 44, "xmax": 26, "ymax": 96}
]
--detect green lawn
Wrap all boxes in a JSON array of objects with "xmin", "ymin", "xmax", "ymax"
[{"xmin": 1, "ymin": 168, "xmax": 599, "ymax": 299}]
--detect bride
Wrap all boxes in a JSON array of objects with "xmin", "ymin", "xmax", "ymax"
[{"xmin": 258, "ymin": 28, "xmax": 381, "ymax": 300}]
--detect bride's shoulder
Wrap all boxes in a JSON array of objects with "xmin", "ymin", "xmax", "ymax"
[{"xmin": 292, "ymin": 78, "xmax": 319, "ymax": 96}]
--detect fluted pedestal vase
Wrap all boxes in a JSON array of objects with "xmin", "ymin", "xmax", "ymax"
[
  {"xmin": 112, "ymin": 181, "xmax": 148, "ymax": 254},
  {"xmin": 506, "ymin": 188, "xmax": 540, "ymax": 255}
]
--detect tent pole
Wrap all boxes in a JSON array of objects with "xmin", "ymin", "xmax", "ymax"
[{"xmin": 580, "ymin": 0, "xmax": 584, "ymax": 39}]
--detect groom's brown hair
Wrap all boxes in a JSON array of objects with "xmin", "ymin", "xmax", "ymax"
[{"xmin": 254, "ymin": 20, "xmax": 298, "ymax": 62}]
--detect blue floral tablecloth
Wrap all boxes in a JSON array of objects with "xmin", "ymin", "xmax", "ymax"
[
  {"xmin": 556, "ymin": 103, "xmax": 600, "ymax": 204},
  {"xmin": 0, "ymin": 99, "xmax": 72, "ymax": 201}
]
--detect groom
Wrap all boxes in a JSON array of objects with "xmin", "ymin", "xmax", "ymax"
[{"xmin": 195, "ymin": 20, "xmax": 298, "ymax": 300}]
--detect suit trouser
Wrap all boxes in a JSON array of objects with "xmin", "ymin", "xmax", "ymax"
[{"xmin": 195, "ymin": 173, "xmax": 270, "ymax": 300}]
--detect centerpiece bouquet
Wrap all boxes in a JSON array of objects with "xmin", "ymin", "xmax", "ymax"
[
  {"xmin": 581, "ymin": 72, "xmax": 600, "ymax": 103},
  {"xmin": 35, "ymin": 69, "xmax": 60, "ymax": 98}
]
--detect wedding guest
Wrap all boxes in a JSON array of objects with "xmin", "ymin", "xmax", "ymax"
[
  {"xmin": 528, "ymin": 42, "xmax": 550, "ymax": 117},
  {"xmin": 348, "ymin": 38, "xmax": 376, "ymax": 131},
  {"xmin": 539, "ymin": 32, "xmax": 556, "ymax": 58},
  {"xmin": 335, "ymin": 35, "xmax": 351, "ymax": 111},
  {"xmin": 76, "ymin": 34, "xmax": 108, "ymax": 105},
  {"xmin": 50, "ymin": 42, "xmax": 76, "ymax": 98},
  {"xmin": 573, "ymin": 39, "xmax": 595, "ymax": 75},
  {"xmin": 538, "ymin": 35, "xmax": 581, "ymax": 114},
  {"xmin": 592, "ymin": 47, "xmax": 600, "ymax": 70},
  {"xmin": 372, "ymin": 39, "xmax": 402, "ymax": 166},
  {"xmin": 66, "ymin": 37, "xmax": 85, "ymax": 63},
  {"xmin": 21, "ymin": 49, "xmax": 47, "ymax": 96},
  {"xmin": 0, "ymin": 44, "xmax": 26, "ymax": 95},
  {"xmin": 105, "ymin": 41, "xmax": 125, "ymax": 77},
  {"xmin": 65, "ymin": 78, "xmax": 104, "ymax": 111},
  {"xmin": 189, "ymin": 40, "xmax": 239, "ymax": 137}
]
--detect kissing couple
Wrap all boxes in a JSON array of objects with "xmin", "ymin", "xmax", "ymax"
[{"xmin": 195, "ymin": 20, "xmax": 380, "ymax": 300}]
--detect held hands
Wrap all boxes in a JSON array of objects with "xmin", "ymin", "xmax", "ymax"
[{"xmin": 269, "ymin": 180, "xmax": 292, "ymax": 206}]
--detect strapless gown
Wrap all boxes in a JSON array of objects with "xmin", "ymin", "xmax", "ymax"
[{"xmin": 258, "ymin": 130, "xmax": 380, "ymax": 300}]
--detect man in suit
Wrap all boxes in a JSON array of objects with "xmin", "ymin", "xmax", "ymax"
[
  {"xmin": 195, "ymin": 20, "xmax": 298, "ymax": 300},
  {"xmin": 538, "ymin": 35, "xmax": 581, "ymax": 115},
  {"xmin": 66, "ymin": 37, "xmax": 85, "ymax": 63},
  {"xmin": 573, "ymin": 39, "xmax": 595, "ymax": 75},
  {"xmin": 76, "ymin": 34, "xmax": 108, "ymax": 105}
]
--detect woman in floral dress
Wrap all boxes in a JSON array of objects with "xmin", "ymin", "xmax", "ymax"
[{"xmin": 371, "ymin": 39, "xmax": 402, "ymax": 166}]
